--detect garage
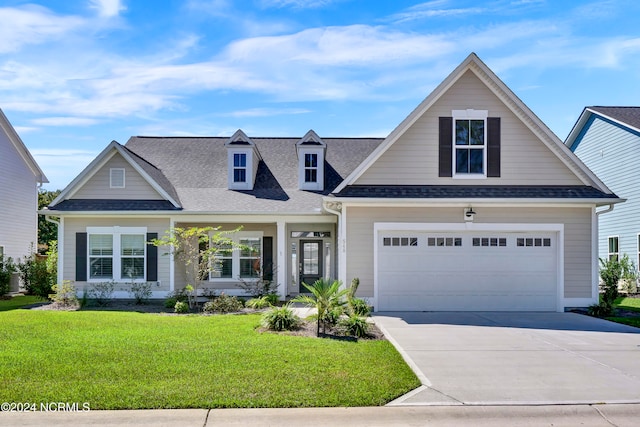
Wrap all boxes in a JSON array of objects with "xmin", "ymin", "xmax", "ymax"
[{"xmin": 375, "ymin": 226, "xmax": 560, "ymax": 312}]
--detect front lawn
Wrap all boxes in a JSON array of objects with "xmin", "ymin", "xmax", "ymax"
[
  {"xmin": 606, "ymin": 317, "xmax": 640, "ymax": 328},
  {"xmin": 0, "ymin": 295, "xmax": 44, "ymax": 311},
  {"xmin": 614, "ymin": 296, "xmax": 640, "ymax": 312},
  {"xmin": 0, "ymin": 310, "xmax": 419, "ymax": 409}
]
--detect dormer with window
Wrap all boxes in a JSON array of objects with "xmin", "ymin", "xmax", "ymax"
[
  {"xmin": 296, "ymin": 130, "xmax": 326, "ymax": 191},
  {"xmin": 225, "ymin": 130, "xmax": 261, "ymax": 190}
]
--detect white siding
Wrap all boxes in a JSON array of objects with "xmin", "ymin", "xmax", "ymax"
[
  {"xmin": 0, "ymin": 132, "xmax": 38, "ymax": 261},
  {"xmin": 345, "ymin": 206, "xmax": 592, "ymax": 300},
  {"xmin": 73, "ymin": 153, "xmax": 163, "ymax": 200},
  {"xmin": 355, "ymin": 70, "xmax": 582, "ymax": 186}
]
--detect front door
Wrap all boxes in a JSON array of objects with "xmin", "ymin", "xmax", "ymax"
[{"xmin": 299, "ymin": 240, "xmax": 323, "ymax": 293}]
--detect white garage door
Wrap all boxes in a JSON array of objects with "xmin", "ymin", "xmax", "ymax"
[{"xmin": 377, "ymin": 231, "xmax": 558, "ymax": 311}]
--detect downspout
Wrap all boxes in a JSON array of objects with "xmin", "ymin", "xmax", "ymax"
[
  {"xmin": 45, "ymin": 215, "xmax": 62, "ymax": 286},
  {"xmin": 595, "ymin": 204, "xmax": 615, "ymax": 216},
  {"xmin": 593, "ymin": 203, "xmax": 616, "ymax": 304},
  {"xmin": 322, "ymin": 201, "xmax": 344, "ymax": 286}
]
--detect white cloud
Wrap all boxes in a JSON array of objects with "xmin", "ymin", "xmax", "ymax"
[
  {"xmin": 0, "ymin": 5, "xmax": 84, "ymax": 53},
  {"xmin": 259, "ymin": 0, "xmax": 337, "ymax": 9},
  {"xmin": 88, "ymin": 0, "xmax": 126, "ymax": 18},
  {"xmin": 221, "ymin": 108, "xmax": 312, "ymax": 118},
  {"xmin": 31, "ymin": 117, "xmax": 101, "ymax": 126},
  {"xmin": 390, "ymin": 1, "xmax": 485, "ymax": 23}
]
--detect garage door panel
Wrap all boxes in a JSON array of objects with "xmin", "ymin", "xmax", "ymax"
[{"xmin": 378, "ymin": 231, "xmax": 558, "ymax": 311}]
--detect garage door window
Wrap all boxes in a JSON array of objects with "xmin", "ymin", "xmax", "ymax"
[
  {"xmin": 427, "ymin": 237, "xmax": 462, "ymax": 247},
  {"xmin": 472, "ymin": 237, "xmax": 507, "ymax": 247},
  {"xmin": 383, "ymin": 237, "xmax": 418, "ymax": 247},
  {"xmin": 517, "ymin": 237, "xmax": 551, "ymax": 247}
]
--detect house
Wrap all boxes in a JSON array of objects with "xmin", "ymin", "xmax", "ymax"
[
  {"xmin": 566, "ymin": 107, "xmax": 640, "ymax": 267},
  {"xmin": 0, "ymin": 109, "xmax": 48, "ymax": 264},
  {"xmin": 44, "ymin": 53, "xmax": 620, "ymax": 312}
]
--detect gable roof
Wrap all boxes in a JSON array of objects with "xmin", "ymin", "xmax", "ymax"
[
  {"xmin": 49, "ymin": 140, "xmax": 181, "ymax": 209},
  {"xmin": 0, "ymin": 109, "xmax": 48, "ymax": 184},
  {"xmin": 333, "ymin": 53, "xmax": 612, "ymax": 196},
  {"xmin": 565, "ymin": 107, "xmax": 640, "ymax": 150}
]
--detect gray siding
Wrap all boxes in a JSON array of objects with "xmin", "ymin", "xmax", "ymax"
[
  {"xmin": 355, "ymin": 70, "xmax": 582, "ymax": 186},
  {"xmin": 73, "ymin": 153, "xmax": 163, "ymax": 200},
  {"xmin": 573, "ymin": 117, "xmax": 640, "ymax": 265},
  {"xmin": 0, "ymin": 132, "xmax": 38, "ymax": 261},
  {"xmin": 345, "ymin": 206, "xmax": 593, "ymax": 299}
]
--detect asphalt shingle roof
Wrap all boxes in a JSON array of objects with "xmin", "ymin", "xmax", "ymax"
[
  {"xmin": 51, "ymin": 199, "xmax": 180, "ymax": 211},
  {"xmin": 589, "ymin": 107, "xmax": 640, "ymax": 131},
  {"xmin": 123, "ymin": 136, "xmax": 384, "ymax": 213},
  {"xmin": 335, "ymin": 185, "xmax": 614, "ymax": 199}
]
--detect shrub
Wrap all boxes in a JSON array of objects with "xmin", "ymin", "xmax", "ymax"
[
  {"xmin": 261, "ymin": 304, "xmax": 300, "ymax": 331},
  {"xmin": 264, "ymin": 292, "xmax": 279, "ymax": 306},
  {"xmin": 588, "ymin": 301, "xmax": 614, "ymax": 317},
  {"xmin": 17, "ymin": 252, "xmax": 55, "ymax": 299},
  {"xmin": 337, "ymin": 313, "xmax": 370, "ymax": 338},
  {"xmin": 89, "ymin": 281, "xmax": 115, "ymax": 306},
  {"xmin": 246, "ymin": 295, "xmax": 272, "ymax": 309},
  {"xmin": 349, "ymin": 297, "xmax": 371, "ymax": 317},
  {"xmin": 292, "ymin": 278, "xmax": 347, "ymax": 336},
  {"xmin": 0, "ymin": 255, "xmax": 16, "ymax": 297},
  {"xmin": 599, "ymin": 257, "xmax": 621, "ymax": 305},
  {"xmin": 164, "ymin": 297, "xmax": 177, "ymax": 309},
  {"xmin": 50, "ymin": 280, "xmax": 78, "ymax": 307},
  {"xmin": 174, "ymin": 301, "xmax": 189, "ymax": 313},
  {"xmin": 202, "ymin": 293, "xmax": 244, "ymax": 313},
  {"xmin": 130, "ymin": 282, "xmax": 152, "ymax": 304}
]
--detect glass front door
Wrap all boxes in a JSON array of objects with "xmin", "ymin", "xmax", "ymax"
[{"xmin": 299, "ymin": 240, "xmax": 322, "ymax": 292}]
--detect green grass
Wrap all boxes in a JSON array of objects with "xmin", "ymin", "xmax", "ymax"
[
  {"xmin": 605, "ymin": 317, "xmax": 640, "ymax": 328},
  {"xmin": 614, "ymin": 297, "xmax": 640, "ymax": 312},
  {"xmin": 0, "ymin": 311, "xmax": 419, "ymax": 409},
  {"xmin": 0, "ymin": 295, "xmax": 45, "ymax": 311}
]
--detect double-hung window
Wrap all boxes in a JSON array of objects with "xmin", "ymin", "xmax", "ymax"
[
  {"xmin": 87, "ymin": 227, "xmax": 146, "ymax": 281},
  {"xmin": 453, "ymin": 110, "xmax": 487, "ymax": 176},
  {"xmin": 210, "ymin": 232, "xmax": 262, "ymax": 280},
  {"xmin": 233, "ymin": 153, "xmax": 247, "ymax": 183},
  {"xmin": 304, "ymin": 153, "xmax": 318, "ymax": 183}
]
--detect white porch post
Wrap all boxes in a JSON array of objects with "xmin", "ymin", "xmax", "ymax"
[
  {"xmin": 276, "ymin": 220, "xmax": 286, "ymax": 300},
  {"xmin": 169, "ymin": 217, "xmax": 175, "ymax": 292}
]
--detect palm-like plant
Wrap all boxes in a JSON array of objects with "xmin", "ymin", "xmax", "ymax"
[{"xmin": 292, "ymin": 278, "xmax": 347, "ymax": 336}]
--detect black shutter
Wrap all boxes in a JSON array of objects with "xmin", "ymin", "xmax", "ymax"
[
  {"xmin": 439, "ymin": 117, "xmax": 453, "ymax": 177},
  {"xmin": 487, "ymin": 117, "xmax": 501, "ymax": 177},
  {"xmin": 146, "ymin": 233, "xmax": 158, "ymax": 282},
  {"xmin": 76, "ymin": 232, "xmax": 87, "ymax": 281},
  {"xmin": 262, "ymin": 236, "xmax": 273, "ymax": 282}
]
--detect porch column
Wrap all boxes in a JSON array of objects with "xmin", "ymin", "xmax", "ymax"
[{"xmin": 276, "ymin": 220, "xmax": 286, "ymax": 300}]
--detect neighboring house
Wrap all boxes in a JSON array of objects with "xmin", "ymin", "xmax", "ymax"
[
  {"xmin": 44, "ymin": 54, "xmax": 620, "ymax": 312},
  {"xmin": 566, "ymin": 107, "xmax": 640, "ymax": 267},
  {"xmin": 0, "ymin": 109, "xmax": 48, "ymax": 263}
]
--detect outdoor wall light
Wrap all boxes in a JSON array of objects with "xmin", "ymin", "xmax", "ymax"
[{"xmin": 464, "ymin": 207, "xmax": 476, "ymax": 221}]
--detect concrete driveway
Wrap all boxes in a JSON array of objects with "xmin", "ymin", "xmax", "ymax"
[{"xmin": 373, "ymin": 312, "xmax": 640, "ymax": 406}]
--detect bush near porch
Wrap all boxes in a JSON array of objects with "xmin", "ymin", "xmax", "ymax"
[{"xmin": 0, "ymin": 310, "xmax": 419, "ymax": 409}]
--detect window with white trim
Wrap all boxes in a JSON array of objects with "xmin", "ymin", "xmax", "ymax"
[
  {"xmin": 210, "ymin": 232, "xmax": 262, "ymax": 280},
  {"xmin": 304, "ymin": 153, "xmax": 318, "ymax": 183},
  {"xmin": 608, "ymin": 236, "xmax": 619, "ymax": 261},
  {"xmin": 453, "ymin": 110, "xmax": 487, "ymax": 177},
  {"xmin": 0, "ymin": 245, "xmax": 4, "ymax": 258},
  {"xmin": 637, "ymin": 234, "xmax": 640, "ymax": 271},
  {"xmin": 87, "ymin": 227, "xmax": 146, "ymax": 281},
  {"xmin": 233, "ymin": 153, "xmax": 247, "ymax": 183},
  {"xmin": 110, "ymin": 168, "xmax": 125, "ymax": 188}
]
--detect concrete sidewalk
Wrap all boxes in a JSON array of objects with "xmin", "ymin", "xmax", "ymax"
[{"xmin": 2, "ymin": 404, "xmax": 640, "ymax": 426}]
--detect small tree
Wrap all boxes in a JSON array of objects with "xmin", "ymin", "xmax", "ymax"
[
  {"xmin": 151, "ymin": 226, "xmax": 245, "ymax": 309},
  {"xmin": 292, "ymin": 278, "xmax": 347, "ymax": 336}
]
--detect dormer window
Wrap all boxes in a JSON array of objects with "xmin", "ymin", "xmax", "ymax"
[
  {"xmin": 226, "ymin": 130, "xmax": 261, "ymax": 190},
  {"xmin": 304, "ymin": 153, "xmax": 318, "ymax": 183},
  {"xmin": 297, "ymin": 130, "xmax": 326, "ymax": 191},
  {"xmin": 233, "ymin": 153, "xmax": 247, "ymax": 183}
]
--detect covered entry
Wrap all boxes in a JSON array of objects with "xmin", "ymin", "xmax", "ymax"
[{"xmin": 375, "ymin": 223, "xmax": 562, "ymax": 312}]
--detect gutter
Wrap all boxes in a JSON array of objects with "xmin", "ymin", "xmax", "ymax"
[{"xmin": 595, "ymin": 203, "xmax": 615, "ymax": 216}]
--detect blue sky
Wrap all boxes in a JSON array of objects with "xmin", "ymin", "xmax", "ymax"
[{"xmin": 3, "ymin": 0, "xmax": 640, "ymax": 190}]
